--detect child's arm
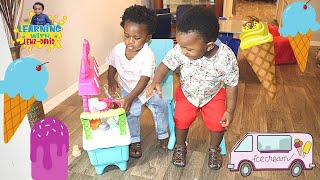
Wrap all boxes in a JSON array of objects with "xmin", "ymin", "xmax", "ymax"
[
  {"xmin": 30, "ymin": 16, "xmax": 35, "ymax": 25},
  {"xmin": 146, "ymin": 62, "xmax": 170, "ymax": 97},
  {"xmin": 220, "ymin": 85, "xmax": 238, "ymax": 127},
  {"xmin": 225, "ymin": 85, "xmax": 238, "ymax": 114},
  {"xmin": 45, "ymin": 15, "xmax": 52, "ymax": 25},
  {"xmin": 107, "ymin": 65, "xmax": 118, "ymax": 95},
  {"xmin": 120, "ymin": 76, "xmax": 150, "ymax": 112}
]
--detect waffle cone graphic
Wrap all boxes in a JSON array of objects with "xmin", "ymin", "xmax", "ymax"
[
  {"xmin": 288, "ymin": 30, "xmax": 312, "ymax": 73},
  {"xmin": 242, "ymin": 42, "xmax": 276, "ymax": 99},
  {"xmin": 3, "ymin": 93, "xmax": 35, "ymax": 143}
]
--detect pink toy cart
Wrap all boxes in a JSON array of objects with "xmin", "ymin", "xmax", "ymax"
[{"xmin": 78, "ymin": 39, "xmax": 131, "ymax": 174}]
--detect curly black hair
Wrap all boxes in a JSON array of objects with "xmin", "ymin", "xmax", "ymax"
[
  {"xmin": 177, "ymin": 6, "xmax": 219, "ymax": 42},
  {"xmin": 120, "ymin": 5, "xmax": 157, "ymax": 35},
  {"xmin": 33, "ymin": 2, "xmax": 44, "ymax": 10}
]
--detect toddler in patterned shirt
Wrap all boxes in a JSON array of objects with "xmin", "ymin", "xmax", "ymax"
[{"xmin": 147, "ymin": 6, "xmax": 239, "ymax": 170}]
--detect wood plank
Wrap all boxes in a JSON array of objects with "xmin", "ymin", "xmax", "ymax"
[
  {"xmin": 68, "ymin": 171, "xmax": 94, "ymax": 180},
  {"xmin": 129, "ymin": 141, "xmax": 171, "ymax": 179},
  {"xmin": 180, "ymin": 151, "xmax": 205, "ymax": 180}
]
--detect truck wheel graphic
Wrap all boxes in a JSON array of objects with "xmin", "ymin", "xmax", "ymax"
[
  {"xmin": 291, "ymin": 162, "xmax": 303, "ymax": 177},
  {"xmin": 240, "ymin": 163, "xmax": 252, "ymax": 177}
]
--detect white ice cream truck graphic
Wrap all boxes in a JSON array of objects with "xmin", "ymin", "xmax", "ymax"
[{"xmin": 228, "ymin": 133, "xmax": 315, "ymax": 177}]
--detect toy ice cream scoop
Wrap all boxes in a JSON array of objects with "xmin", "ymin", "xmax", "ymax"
[
  {"xmin": 279, "ymin": 1, "xmax": 320, "ymax": 72},
  {"xmin": 0, "ymin": 57, "xmax": 49, "ymax": 143},
  {"xmin": 240, "ymin": 16, "xmax": 276, "ymax": 99},
  {"xmin": 240, "ymin": 17, "xmax": 273, "ymax": 50},
  {"xmin": 108, "ymin": 102, "xmax": 119, "ymax": 109}
]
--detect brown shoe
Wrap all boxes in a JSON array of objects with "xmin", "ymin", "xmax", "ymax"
[
  {"xmin": 208, "ymin": 147, "xmax": 223, "ymax": 170},
  {"xmin": 129, "ymin": 142, "xmax": 142, "ymax": 158},
  {"xmin": 172, "ymin": 145, "xmax": 187, "ymax": 167},
  {"xmin": 160, "ymin": 138, "xmax": 168, "ymax": 149}
]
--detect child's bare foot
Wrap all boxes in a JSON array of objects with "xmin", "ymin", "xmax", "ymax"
[
  {"xmin": 160, "ymin": 138, "xmax": 168, "ymax": 149},
  {"xmin": 129, "ymin": 142, "xmax": 142, "ymax": 158}
]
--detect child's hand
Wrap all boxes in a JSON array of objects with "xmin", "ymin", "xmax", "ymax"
[
  {"xmin": 146, "ymin": 82, "xmax": 162, "ymax": 98},
  {"xmin": 108, "ymin": 79, "xmax": 119, "ymax": 97},
  {"xmin": 220, "ymin": 111, "xmax": 233, "ymax": 128},
  {"xmin": 119, "ymin": 96, "xmax": 134, "ymax": 112}
]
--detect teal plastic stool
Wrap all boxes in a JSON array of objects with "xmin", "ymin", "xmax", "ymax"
[
  {"xmin": 220, "ymin": 137, "xmax": 226, "ymax": 155},
  {"xmin": 149, "ymin": 39, "xmax": 175, "ymax": 150},
  {"xmin": 87, "ymin": 145, "xmax": 129, "ymax": 174}
]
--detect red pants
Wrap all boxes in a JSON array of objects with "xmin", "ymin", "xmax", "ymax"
[{"xmin": 174, "ymin": 86, "xmax": 226, "ymax": 132}]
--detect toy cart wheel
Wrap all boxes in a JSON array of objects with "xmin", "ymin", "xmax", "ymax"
[
  {"xmin": 291, "ymin": 162, "xmax": 303, "ymax": 177},
  {"xmin": 240, "ymin": 162, "xmax": 252, "ymax": 177}
]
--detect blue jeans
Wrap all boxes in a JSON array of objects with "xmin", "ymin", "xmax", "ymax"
[{"xmin": 121, "ymin": 88, "xmax": 169, "ymax": 143}]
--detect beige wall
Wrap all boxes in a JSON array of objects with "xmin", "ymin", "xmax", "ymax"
[{"xmin": 20, "ymin": 0, "xmax": 140, "ymax": 111}]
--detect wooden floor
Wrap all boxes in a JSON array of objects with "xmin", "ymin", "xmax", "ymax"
[{"xmin": 47, "ymin": 1, "xmax": 320, "ymax": 179}]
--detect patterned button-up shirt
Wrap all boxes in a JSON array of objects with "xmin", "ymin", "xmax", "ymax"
[{"xmin": 162, "ymin": 43, "xmax": 239, "ymax": 107}]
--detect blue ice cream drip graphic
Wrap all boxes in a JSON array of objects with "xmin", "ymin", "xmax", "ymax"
[{"xmin": 0, "ymin": 57, "xmax": 49, "ymax": 101}]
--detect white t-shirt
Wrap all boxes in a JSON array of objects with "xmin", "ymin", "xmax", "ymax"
[{"xmin": 107, "ymin": 42, "xmax": 155, "ymax": 104}]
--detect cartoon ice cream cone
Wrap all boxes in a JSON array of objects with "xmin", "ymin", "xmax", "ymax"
[
  {"xmin": 297, "ymin": 147, "xmax": 303, "ymax": 156},
  {"xmin": 3, "ymin": 93, "xmax": 35, "ymax": 143},
  {"xmin": 240, "ymin": 17, "xmax": 276, "ymax": 99},
  {"xmin": 279, "ymin": 1, "xmax": 320, "ymax": 73},
  {"xmin": 0, "ymin": 57, "xmax": 49, "ymax": 143},
  {"xmin": 287, "ymin": 30, "xmax": 312, "ymax": 72},
  {"xmin": 294, "ymin": 138, "xmax": 303, "ymax": 156}
]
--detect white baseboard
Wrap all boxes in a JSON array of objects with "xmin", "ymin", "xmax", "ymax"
[
  {"xmin": 43, "ymin": 63, "xmax": 109, "ymax": 114},
  {"xmin": 311, "ymin": 41, "xmax": 320, "ymax": 47}
]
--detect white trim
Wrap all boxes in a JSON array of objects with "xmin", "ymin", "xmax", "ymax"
[
  {"xmin": 98, "ymin": 62, "xmax": 109, "ymax": 75},
  {"xmin": 43, "ymin": 63, "xmax": 109, "ymax": 114},
  {"xmin": 311, "ymin": 41, "xmax": 320, "ymax": 47}
]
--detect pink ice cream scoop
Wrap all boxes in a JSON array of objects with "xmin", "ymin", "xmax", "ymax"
[
  {"xmin": 30, "ymin": 118, "xmax": 69, "ymax": 180},
  {"xmin": 294, "ymin": 142, "xmax": 300, "ymax": 148}
]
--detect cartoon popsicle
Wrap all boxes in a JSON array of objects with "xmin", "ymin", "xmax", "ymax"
[
  {"xmin": 279, "ymin": 1, "xmax": 320, "ymax": 72},
  {"xmin": 302, "ymin": 141, "xmax": 312, "ymax": 158},
  {"xmin": 0, "ymin": 57, "xmax": 49, "ymax": 143}
]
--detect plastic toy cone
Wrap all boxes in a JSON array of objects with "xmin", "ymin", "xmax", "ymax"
[
  {"xmin": 288, "ymin": 30, "xmax": 312, "ymax": 73},
  {"xmin": 3, "ymin": 93, "xmax": 35, "ymax": 143},
  {"xmin": 242, "ymin": 41, "xmax": 276, "ymax": 99}
]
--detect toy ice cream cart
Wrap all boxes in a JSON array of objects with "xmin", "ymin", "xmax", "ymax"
[{"xmin": 78, "ymin": 39, "xmax": 131, "ymax": 174}]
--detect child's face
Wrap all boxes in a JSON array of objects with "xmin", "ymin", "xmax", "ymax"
[
  {"xmin": 176, "ymin": 31, "xmax": 214, "ymax": 60},
  {"xmin": 33, "ymin": 5, "xmax": 43, "ymax": 15},
  {"xmin": 123, "ymin": 21, "xmax": 151, "ymax": 53}
]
